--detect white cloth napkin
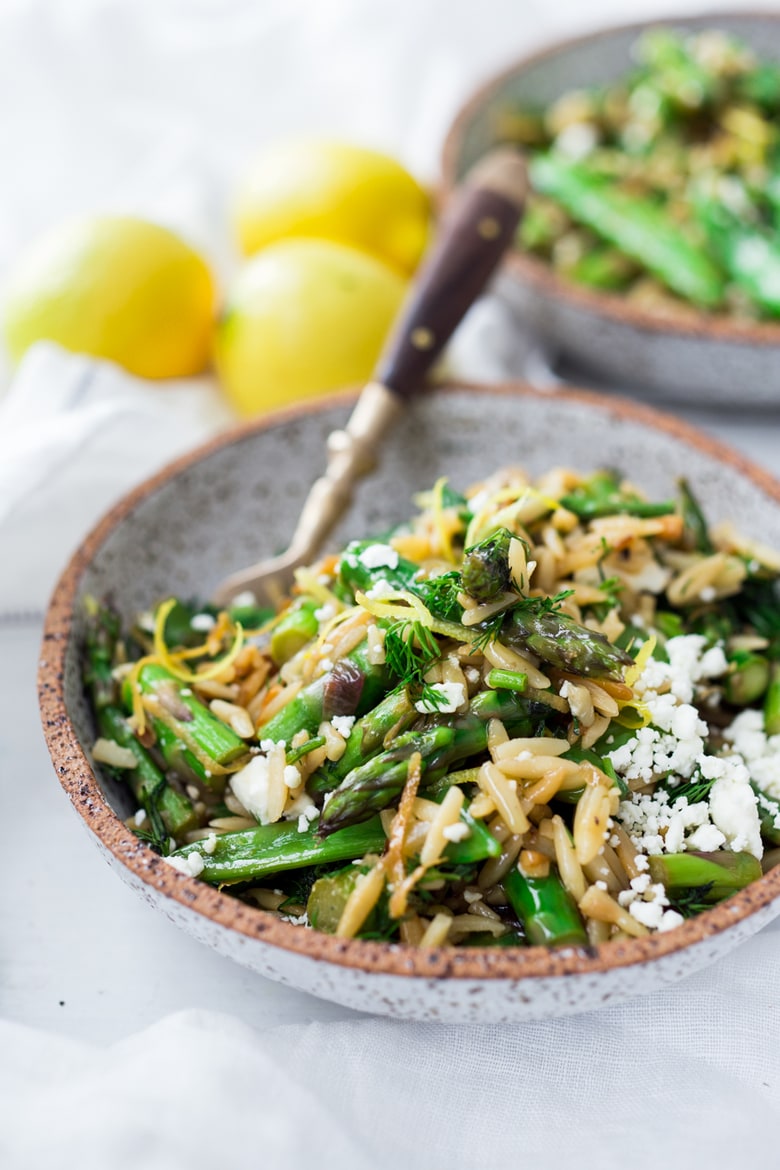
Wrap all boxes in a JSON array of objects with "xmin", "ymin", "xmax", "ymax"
[{"xmin": 3, "ymin": 2, "xmax": 780, "ymax": 1168}]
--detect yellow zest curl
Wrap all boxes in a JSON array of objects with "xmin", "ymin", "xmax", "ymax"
[
  {"xmin": 624, "ymin": 635, "xmax": 656, "ymax": 688},
  {"xmin": 152, "ymin": 598, "xmax": 245, "ymax": 685},
  {"xmin": 355, "ymin": 588, "xmax": 435, "ymax": 628}
]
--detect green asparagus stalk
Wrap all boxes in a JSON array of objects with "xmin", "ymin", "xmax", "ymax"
[
  {"xmin": 677, "ymin": 477, "xmax": 714, "ymax": 554},
  {"xmin": 269, "ymin": 598, "xmax": 320, "ymax": 666},
  {"xmin": 84, "ymin": 600, "xmax": 196, "ymax": 836},
  {"xmin": 559, "ymin": 470, "xmax": 675, "ymax": 520},
  {"xmin": 461, "ymin": 528, "xmax": 514, "ymax": 601},
  {"xmin": 309, "ymin": 686, "xmax": 417, "ymax": 794},
  {"xmin": 764, "ymin": 662, "xmax": 780, "ymax": 736},
  {"xmin": 504, "ymin": 865, "xmax": 588, "ymax": 947},
  {"xmin": 124, "ymin": 663, "xmax": 248, "ymax": 773},
  {"xmin": 171, "ymin": 817, "xmax": 388, "ymax": 885},
  {"xmin": 320, "ymin": 726, "xmax": 455, "ymax": 835},
  {"xmin": 502, "ymin": 604, "xmax": 633, "ymax": 680},
  {"xmin": 724, "ymin": 650, "xmax": 770, "ymax": 706},
  {"xmin": 486, "ymin": 668, "xmax": 528, "ymax": 692},
  {"xmin": 648, "ymin": 851, "xmax": 762, "ymax": 901},
  {"xmin": 259, "ymin": 640, "xmax": 389, "ymax": 745},
  {"xmin": 695, "ymin": 195, "xmax": 780, "ymax": 316},
  {"xmin": 530, "ymin": 153, "xmax": 725, "ymax": 308}
]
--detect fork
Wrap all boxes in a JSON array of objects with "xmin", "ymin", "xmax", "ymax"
[{"xmin": 212, "ymin": 148, "xmax": 527, "ymax": 609}]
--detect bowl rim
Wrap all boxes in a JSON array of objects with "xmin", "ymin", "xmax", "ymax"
[
  {"xmin": 441, "ymin": 8, "xmax": 780, "ymax": 349},
  {"xmin": 39, "ymin": 381, "xmax": 780, "ymax": 982}
]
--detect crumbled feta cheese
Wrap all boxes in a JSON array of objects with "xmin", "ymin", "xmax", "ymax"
[
  {"xmin": 699, "ymin": 586, "xmax": 717, "ymax": 603},
  {"xmin": 686, "ymin": 823, "xmax": 726, "ymax": 852},
  {"xmin": 164, "ymin": 852, "xmax": 205, "ymax": 878},
  {"xmin": 657, "ymin": 909, "xmax": 685, "ymax": 933},
  {"xmin": 230, "ymin": 744, "xmax": 287, "ymax": 826},
  {"xmin": 365, "ymin": 579, "xmax": 400, "ymax": 601},
  {"xmin": 555, "ymin": 122, "xmax": 599, "ymax": 161},
  {"xmin": 202, "ymin": 832, "xmax": 218, "ymax": 856},
  {"xmin": 133, "ymin": 809, "xmax": 147, "ymax": 827},
  {"xmin": 297, "ymin": 805, "xmax": 319, "ymax": 833},
  {"xmin": 709, "ymin": 771, "xmax": 762, "ymax": 858},
  {"xmin": 283, "ymin": 765, "xmax": 302, "ymax": 789},
  {"xmin": 313, "ymin": 603, "xmax": 336, "ymax": 623},
  {"xmin": 319, "ymin": 658, "xmax": 334, "ymax": 674},
  {"xmin": 634, "ymin": 854, "xmax": 649, "ymax": 871},
  {"xmin": 230, "ymin": 590, "xmax": 257, "ymax": 609},
  {"xmin": 359, "ymin": 544, "xmax": 399, "ymax": 570},
  {"xmin": 190, "ymin": 612, "xmax": 216, "ymax": 632},
  {"xmin": 630, "ymin": 899, "xmax": 665, "ymax": 929},
  {"xmin": 442, "ymin": 822, "xmax": 470, "ymax": 843},
  {"xmin": 331, "ymin": 715, "xmax": 356, "ymax": 738},
  {"xmin": 414, "ymin": 681, "xmax": 466, "ymax": 714}
]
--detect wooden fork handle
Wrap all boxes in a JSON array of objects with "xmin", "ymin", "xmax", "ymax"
[
  {"xmin": 287, "ymin": 149, "xmax": 528, "ymax": 562},
  {"xmin": 376, "ymin": 147, "xmax": 527, "ymax": 399}
]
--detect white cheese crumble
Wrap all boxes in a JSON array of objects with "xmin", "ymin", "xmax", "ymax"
[
  {"xmin": 190, "ymin": 612, "xmax": 216, "ymax": 632},
  {"xmin": 230, "ymin": 743, "xmax": 288, "ymax": 825},
  {"xmin": 164, "ymin": 852, "xmax": 204, "ymax": 878},
  {"xmin": 609, "ymin": 635, "xmax": 763, "ymax": 861},
  {"xmin": 442, "ymin": 822, "xmax": 470, "ymax": 843},
  {"xmin": 313, "ymin": 603, "xmax": 336, "ymax": 623},
  {"xmin": 358, "ymin": 544, "xmax": 399, "ymax": 570},
  {"xmin": 415, "ymin": 681, "xmax": 466, "ymax": 714},
  {"xmin": 296, "ymin": 805, "xmax": 319, "ymax": 833},
  {"xmin": 365, "ymin": 579, "xmax": 400, "ymax": 601},
  {"xmin": 230, "ymin": 590, "xmax": 257, "ymax": 609},
  {"xmin": 202, "ymin": 832, "xmax": 218, "ymax": 856},
  {"xmin": 330, "ymin": 715, "xmax": 356, "ymax": 738}
]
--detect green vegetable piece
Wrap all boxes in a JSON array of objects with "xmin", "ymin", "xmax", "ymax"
[
  {"xmin": 172, "ymin": 817, "xmax": 388, "ymax": 885},
  {"xmin": 753, "ymin": 782, "xmax": 780, "ymax": 846},
  {"xmin": 270, "ymin": 599, "xmax": 320, "ymax": 666},
  {"xmin": 531, "ymin": 154, "xmax": 724, "ymax": 308},
  {"xmin": 648, "ymin": 851, "xmax": 762, "ymax": 902},
  {"xmin": 695, "ymin": 196, "xmax": 780, "ymax": 316},
  {"xmin": 486, "ymin": 668, "xmax": 528, "ymax": 692},
  {"xmin": 462, "ymin": 528, "xmax": 514, "ymax": 602},
  {"xmin": 764, "ymin": 663, "xmax": 780, "ymax": 736},
  {"xmin": 724, "ymin": 651, "xmax": 770, "ymax": 706},
  {"xmin": 677, "ymin": 477, "xmax": 713, "ymax": 554},
  {"xmin": 504, "ymin": 865, "xmax": 587, "ymax": 947},
  {"xmin": 560, "ymin": 470, "xmax": 675, "ymax": 520},
  {"xmin": 503, "ymin": 603, "xmax": 633, "ymax": 680},
  {"xmin": 309, "ymin": 687, "xmax": 417, "ymax": 794},
  {"xmin": 307, "ymin": 866, "xmax": 364, "ymax": 933},
  {"xmin": 637, "ymin": 28, "xmax": 720, "ymax": 111},
  {"xmin": 128, "ymin": 663, "xmax": 247, "ymax": 768},
  {"xmin": 566, "ymin": 246, "xmax": 637, "ymax": 290}
]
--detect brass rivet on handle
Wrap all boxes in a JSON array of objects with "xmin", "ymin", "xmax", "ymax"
[
  {"xmin": 410, "ymin": 327, "xmax": 435, "ymax": 350},
  {"xmin": 478, "ymin": 216, "xmax": 501, "ymax": 240}
]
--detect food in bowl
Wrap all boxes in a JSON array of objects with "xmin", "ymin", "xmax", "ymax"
[
  {"xmin": 83, "ymin": 465, "xmax": 780, "ymax": 950},
  {"xmin": 504, "ymin": 28, "xmax": 780, "ymax": 320}
]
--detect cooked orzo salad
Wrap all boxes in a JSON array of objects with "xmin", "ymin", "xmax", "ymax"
[{"xmin": 84, "ymin": 466, "xmax": 780, "ymax": 948}]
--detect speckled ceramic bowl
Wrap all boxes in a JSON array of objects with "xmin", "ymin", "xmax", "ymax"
[
  {"xmin": 39, "ymin": 383, "xmax": 780, "ymax": 1022},
  {"xmin": 442, "ymin": 12, "xmax": 780, "ymax": 406}
]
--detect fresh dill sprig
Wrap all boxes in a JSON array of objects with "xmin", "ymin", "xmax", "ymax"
[
  {"xmin": 414, "ymin": 571, "xmax": 463, "ymax": 623},
  {"xmin": 131, "ymin": 778, "xmax": 171, "ymax": 855},
  {"xmin": 383, "ymin": 619, "xmax": 449, "ymax": 710},
  {"xmin": 668, "ymin": 882, "xmax": 715, "ymax": 919},
  {"xmin": 663, "ymin": 766, "xmax": 716, "ymax": 806}
]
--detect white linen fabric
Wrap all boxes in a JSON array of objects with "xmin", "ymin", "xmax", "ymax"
[{"xmin": 1, "ymin": 1, "xmax": 779, "ymax": 1168}]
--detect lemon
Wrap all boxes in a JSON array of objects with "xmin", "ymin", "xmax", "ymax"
[
  {"xmin": 214, "ymin": 238, "xmax": 407, "ymax": 415},
  {"xmin": 233, "ymin": 140, "xmax": 430, "ymax": 275},
  {"xmin": 3, "ymin": 216, "xmax": 216, "ymax": 378}
]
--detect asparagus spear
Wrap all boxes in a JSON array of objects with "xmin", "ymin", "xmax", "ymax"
[
  {"xmin": 320, "ymin": 689, "xmax": 551, "ymax": 834},
  {"xmin": 765, "ymin": 663, "xmax": 780, "ymax": 736},
  {"xmin": 530, "ymin": 153, "xmax": 725, "ymax": 308},
  {"xmin": 125, "ymin": 663, "xmax": 248, "ymax": 770},
  {"xmin": 504, "ymin": 865, "xmax": 587, "ymax": 947},
  {"xmin": 695, "ymin": 195, "xmax": 780, "ymax": 316},
  {"xmin": 502, "ymin": 604, "xmax": 633, "ymax": 681},
  {"xmin": 259, "ymin": 640, "xmax": 389, "ymax": 744},
  {"xmin": 84, "ymin": 601, "xmax": 196, "ymax": 836},
  {"xmin": 559, "ymin": 470, "xmax": 675, "ymax": 520},
  {"xmin": 269, "ymin": 598, "xmax": 320, "ymax": 666},
  {"xmin": 171, "ymin": 817, "xmax": 388, "ymax": 884},
  {"xmin": 320, "ymin": 726, "xmax": 455, "ymax": 835},
  {"xmin": 461, "ymin": 528, "xmax": 514, "ymax": 602},
  {"xmin": 724, "ymin": 651, "xmax": 770, "ymax": 706},
  {"xmin": 308, "ymin": 686, "xmax": 417, "ymax": 794},
  {"xmin": 677, "ymin": 477, "xmax": 713, "ymax": 555},
  {"xmin": 648, "ymin": 851, "xmax": 762, "ymax": 902}
]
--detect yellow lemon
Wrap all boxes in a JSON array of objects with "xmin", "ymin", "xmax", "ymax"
[
  {"xmin": 233, "ymin": 140, "xmax": 430, "ymax": 275},
  {"xmin": 3, "ymin": 216, "xmax": 216, "ymax": 378},
  {"xmin": 214, "ymin": 238, "xmax": 407, "ymax": 415}
]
